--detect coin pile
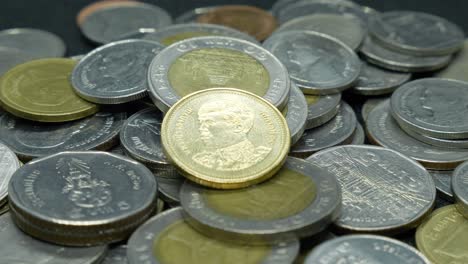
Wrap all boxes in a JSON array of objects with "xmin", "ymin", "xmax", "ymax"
[{"xmin": 0, "ymin": 0, "xmax": 468, "ymax": 263}]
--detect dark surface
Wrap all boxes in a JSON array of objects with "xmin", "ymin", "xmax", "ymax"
[{"xmin": 0, "ymin": 0, "xmax": 466, "ymax": 55}]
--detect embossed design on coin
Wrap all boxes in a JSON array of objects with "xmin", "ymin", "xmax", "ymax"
[{"xmin": 0, "ymin": 142, "xmax": 20, "ymax": 206}]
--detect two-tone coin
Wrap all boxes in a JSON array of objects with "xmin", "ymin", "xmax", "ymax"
[
  {"xmin": 102, "ymin": 244, "xmax": 128, "ymax": 264},
  {"xmin": 127, "ymin": 207, "xmax": 300, "ymax": 264},
  {"xmin": 351, "ymin": 123, "xmax": 365, "ymax": 144},
  {"xmin": 0, "ymin": 142, "xmax": 20, "ymax": 207},
  {"xmin": 452, "ymin": 161, "xmax": 468, "ymax": 218},
  {"xmin": 436, "ymin": 40, "xmax": 468, "ymax": 81},
  {"xmin": 305, "ymin": 93, "xmax": 341, "ymax": 129},
  {"xmin": 153, "ymin": 167, "xmax": 184, "ymax": 207},
  {"xmin": 361, "ymin": 97, "xmax": 388, "ymax": 122},
  {"xmin": 429, "ymin": 170, "xmax": 453, "ymax": 202},
  {"xmin": 285, "ymin": 82, "xmax": 308, "ymax": 145}
]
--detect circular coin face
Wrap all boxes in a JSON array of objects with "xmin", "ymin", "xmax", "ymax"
[
  {"xmin": 429, "ymin": 170, "xmax": 453, "ymax": 202},
  {"xmin": 453, "ymin": 161, "xmax": 468, "ymax": 218},
  {"xmin": 0, "ymin": 59, "xmax": 98, "ymax": 122},
  {"xmin": 0, "ymin": 143, "xmax": 20, "ymax": 205},
  {"xmin": 285, "ymin": 82, "xmax": 308, "ymax": 145},
  {"xmin": 307, "ymin": 145, "xmax": 436, "ymax": 234},
  {"xmin": 305, "ymin": 93, "xmax": 341, "ymax": 129},
  {"xmin": 161, "ymin": 88, "xmax": 290, "ymax": 189}
]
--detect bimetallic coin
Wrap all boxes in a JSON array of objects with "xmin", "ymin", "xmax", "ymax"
[
  {"xmin": 370, "ymin": 11, "xmax": 464, "ymax": 56},
  {"xmin": 180, "ymin": 157, "xmax": 341, "ymax": 244},
  {"xmin": 416, "ymin": 205, "xmax": 468, "ymax": 264},
  {"xmin": 148, "ymin": 36, "xmax": 290, "ymax": 112},
  {"xmin": 127, "ymin": 207, "xmax": 300, "ymax": 264},
  {"xmin": 429, "ymin": 170, "xmax": 454, "ymax": 202},
  {"xmin": 361, "ymin": 97, "xmax": 388, "ymax": 122},
  {"xmin": 307, "ymin": 145, "xmax": 436, "ymax": 234},
  {"xmin": 351, "ymin": 123, "xmax": 365, "ymax": 144},
  {"xmin": 436, "ymin": 40, "xmax": 468, "ymax": 81},
  {"xmin": 263, "ymin": 30, "xmax": 361, "ymax": 95},
  {"xmin": 153, "ymin": 167, "xmax": 184, "ymax": 207},
  {"xmin": 0, "ymin": 47, "xmax": 35, "ymax": 77},
  {"xmin": 367, "ymin": 101, "xmax": 468, "ymax": 170},
  {"xmin": 453, "ymin": 161, "xmax": 468, "ymax": 218},
  {"xmin": 0, "ymin": 142, "xmax": 20, "ymax": 206},
  {"xmin": 0, "ymin": 59, "xmax": 98, "ymax": 122},
  {"xmin": 102, "ymin": 244, "xmax": 128, "ymax": 264},
  {"xmin": 285, "ymin": 82, "xmax": 308, "ymax": 145},
  {"xmin": 305, "ymin": 235, "xmax": 430, "ymax": 264},
  {"xmin": 305, "ymin": 93, "xmax": 341, "ymax": 129},
  {"xmin": 174, "ymin": 6, "xmax": 218, "ymax": 23},
  {"xmin": 8, "ymin": 151, "xmax": 157, "ymax": 246},
  {"xmin": 290, "ymin": 103, "xmax": 356, "ymax": 158}
]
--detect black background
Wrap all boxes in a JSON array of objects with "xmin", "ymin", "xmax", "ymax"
[{"xmin": 0, "ymin": 0, "xmax": 466, "ymax": 55}]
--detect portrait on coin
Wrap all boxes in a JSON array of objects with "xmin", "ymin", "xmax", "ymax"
[{"xmin": 418, "ymin": 87, "xmax": 468, "ymax": 125}]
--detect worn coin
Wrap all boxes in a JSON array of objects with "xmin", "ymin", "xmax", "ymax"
[
  {"xmin": 307, "ymin": 145, "xmax": 436, "ymax": 234},
  {"xmin": 153, "ymin": 167, "xmax": 184, "ymax": 207},
  {"xmin": 102, "ymin": 244, "xmax": 128, "ymax": 264},
  {"xmin": 285, "ymin": 82, "xmax": 308, "ymax": 145},
  {"xmin": 351, "ymin": 123, "xmax": 365, "ymax": 144},
  {"xmin": 180, "ymin": 157, "xmax": 341, "ymax": 244},
  {"xmin": 174, "ymin": 6, "xmax": 218, "ymax": 23},
  {"xmin": 305, "ymin": 234, "xmax": 430, "ymax": 264},
  {"xmin": 263, "ymin": 30, "xmax": 361, "ymax": 95},
  {"xmin": 305, "ymin": 93, "xmax": 341, "ymax": 129},
  {"xmin": 148, "ymin": 36, "xmax": 290, "ymax": 112},
  {"xmin": 401, "ymin": 125, "xmax": 468, "ymax": 149},
  {"xmin": 436, "ymin": 40, "xmax": 468, "ymax": 81},
  {"xmin": 370, "ymin": 11, "xmax": 464, "ymax": 56},
  {"xmin": 0, "ymin": 142, "xmax": 20, "ymax": 207},
  {"xmin": 290, "ymin": 103, "xmax": 356, "ymax": 158},
  {"xmin": 0, "ymin": 58, "xmax": 98, "ymax": 122},
  {"xmin": 0, "ymin": 28, "xmax": 65, "ymax": 59},
  {"xmin": 127, "ymin": 207, "xmax": 300, "ymax": 264},
  {"xmin": 0, "ymin": 47, "xmax": 35, "ymax": 76},
  {"xmin": 453, "ymin": 161, "xmax": 468, "ymax": 218},
  {"xmin": 366, "ymin": 101, "xmax": 468, "ymax": 170},
  {"xmin": 429, "ymin": 170, "xmax": 454, "ymax": 202},
  {"xmin": 8, "ymin": 151, "xmax": 157, "ymax": 246},
  {"xmin": 361, "ymin": 97, "xmax": 389, "ymax": 122}
]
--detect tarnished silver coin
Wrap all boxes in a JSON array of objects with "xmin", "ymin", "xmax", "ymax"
[
  {"xmin": 102, "ymin": 244, "xmax": 128, "ymax": 264},
  {"xmin": 305, "ymin": 93, "xmax": 341, "ymax": 129},
  {"xmin": 370, "ymin": 11, "xmax": 464, "ymax": 56},
  {"xmin": 361, "ymin": 97, "xmax": 388, "ymax": 122},
  {"xmin": 8, "ymin": 151, "xmax": 157, "ymax": 246},
  {"xmin": 0, "ymin": 28, "xmax": 66, "ymax": 59},
  {"xmin": 429, "ymin": 170, "xmax": 454, "ymax": 202},
  {"xmin": 174, "ymin": 6, "xmax": 218, "ymax": 23},
  {"xmin": 147, "ymin": 36, "xmax": 290, "ymax": 112},
  {"xmin": 453, "ymin": 161, "xmax": 468, "ymax": 218},
  {"xmin": 127, "ymin": 207, "xmax": 300, "ymax": 264},
  {"xmin": 263, "ymin": 30, "xmax": 361, "ymax": 94},
  {"xmin": 353, "ymin": 60, "xmax": 411, "ymax": 96},
  {"xmin": 0, "ymin": 47, "xmax": 35, "ymax": 76},
  {"xmin": 71, "ymin": 39, "xmax": 164, "ymax": 104},
  {"xmin": 285, "ymin": 82, "xmax": 308, "ymax": 145},
  {"xmin": 0, "ymin": 213, "xmax": 107, "ymax": 264},
  {"xmin": 277, "ymin": 14, "xmax": 366, "ymax": 50},
  {"xmin": 436, "ymin": 40, "xmax": 468, "ymax": 81},
  {"xmin": 153, "ymin": 167, "xmax": 184, "ymax": 207},
  {"xmin": 80, "ymin": 2, "xmax": 172, "ymax": 44},
  {"xmin": 351, "ymin": 123, "xmax": 365, "ymax": 144},
  {"xmin": 0, "ymin": 142, "xmax": 20, "ymax": 207},
  {"xmin": 391, "ymin": 78, "xmax": 468, "ymax": 139},
  {"xmin": 307, "ymin": 145, "xmax": 436, "ymax": 234},
  {"xmin": 180, "ymin": 157, "xmax": 341, "ymax": 244},
  {"xmin": 304, "ymin": 234, "xmax": 431, "ymax": 264},
  {"xmin": 0, "ymin": 109, "xmax": 125, "ymax": 161},
  {"xmin": 360, "ymin": 37, "xmax": 452, "ymax": 73},
  {"xmin": 120, "ymin": 107, "xmax": 170, "ymax": 170},
  {"xmin": 290, "ymin": 103, "xmax": 356, "ymax": 158},
  {"xmin": 366, "ymin": 101, "xmax": 468, "ymax": 170},
  {"xmin": 401, "ymin": 125, "xmax": 468, "ymax": 149}
]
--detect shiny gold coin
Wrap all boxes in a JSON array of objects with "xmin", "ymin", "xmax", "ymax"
[
  {"xmin": 416, "ymin": 205, "xmax": 468, "ymax": 264},
  {"xmin": 0, "ymin": 59, "xmax": 98, "ymax": 122},
  {"xmin": 161, "ymin": 32, "xmax": 214, "ymax": 46},
  {"xmin": 161, "ymin": 88, "xmax": 290, "ymax": 189}
]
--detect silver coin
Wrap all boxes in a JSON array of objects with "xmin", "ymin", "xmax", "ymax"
[
  {"xmin": 351, "ymin": 123, "xmax": 365, "ymax": 144},
  {"xmin": 366, "ymin": 101, "xmax": 468, "ymax": 170},
  {"xmin": 174, "ymin": 6, "xmax": 218, "ymax": 23},
  {"xmin": 71, "ymin": 39, "xmax": 165, "ymax": 104},
  {"xmin": 102, "ymin": 244, "xmax": 128, "ymax": 264},
  {"xmin": 80, "ymin": 2, "xmax": 172, "ymax": 44},
  {"xmin": 263, "ymin": 30, "xmax": 361, "ymax": 94},
  {"xmin": 0, "ymin": 142, "xmax": 20, "ymax": 206},
  {"xmin": 453, "ymin": 161, "xmax": 468, "ymax": 218},
  {"xmin": 0, "ymin": 213, "xmax": 107, "ymax": 264},
  {"xmin": 391, "ymin": 78, "xmax": 468, "ymax": 139},
  {"xmin": 120, "ymin": 107, "xmax": 170, "ymax": 170},
  {"xmin": 360, "ymin": 37, "xmax": 452, "ymax": 73},
  {"xmin": 0, "ymin": 28, "xmax": 66, "ymax": 59},
  {"xmin": 307, "ymin": 145, "xmax": 436, "ymax": 233},
  {"xmin": 0, "ymin": 47, "xmax": 35, "ymax": 76},
  {"xmin": 353, "ymin": 60, "xmax": 411, "ymax": 96},
  {"xmin": 0, "ymin": 109, "xmax": 125, "ymax": 161},
  {"xmin": 435, "ymin": 40, "xmax": 468, "ymax": 81},
  {"xmin": 271, "ymin": 0, "xmax": 299, "ymax": 17},
  {"xmin": 400, "ymin": 124, "xmax": 468, "ymax": 149},
  {"xmin": 147, "ymin": 36, "xmax": 290, "ymax": 112},
  {"xmin": 153, "ymin": 167, "xmax": 184, "ymax": 207},
  {"xmin": 361, "ymin": 97, "xmax": 388, "ymax": 122},
  {"xmin": 180, "ymin": 157, "xmax": 341, "ymax": 244},
  {"xmin": 370, "ymin": 11, "xmax": 464, "ymax": 56},
  {"xmin": 286, "ymin": 82, "xmax": 308, "ymax": 145},
  {"xmin": 290, "ymin": 103, "xmax": 357, "ymax": 158},
  {"xmin": 277, "ymin": 14, "xmax": 367, "ymax": 50},
  {"xmin": 113, "ymin": 28, "xmax": 157, "ymax": 41},
  {"xmin": 127, "ymin": 207, "xmax": 300, "ymax": 264},
  {"xmin": 429, "ymin": 170, "xmax": 454, "ymax": 202},
  {"xmin": 305, "ymin": 93, "xmax": 341, "ymax": 129},
  {"xmin": 8, "ymin": 151, "xmax": 157, "ymax": 246},
  {"xmin": 304, "ymin": 234, "xmax": 430, "ymax": 264},
  {"xmin": 143, "ymin": 23, "xmax": 259, "ymax": 45}
]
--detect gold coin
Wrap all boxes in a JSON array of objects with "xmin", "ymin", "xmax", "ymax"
[
  {"xmin": 416, "ymin": 205, "xmax": 468, "ymax": 264},
  {"xmin": 0, "ymin": 58, "xmax": 98, "ymax": 122},
  {"xmin": 161, "ymin": 88, "xmax": 290, "ymax": 189}
]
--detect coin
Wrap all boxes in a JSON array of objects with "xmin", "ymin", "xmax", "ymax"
[
  {"xmin": 0, "ymin": 58, "xmax": 98, "ymax": 122},
  {"xmin": 429, "ymin": 170, "xmax": 454, "ymax": 202},
  {"xmin": 174, "ymin": 6, "xmax": 218, "ymax": 23},
  {"xmin": 0, "ymin": 213, "xmax": 107, "ymax": 264},
  {"xmin": 143, "ymin": 23, "xmax": 259, "ymax": 46},
  {"xmin": 285, "ymin": 82, "xmax": 308, "ymax": 145},
  {"xmin": 127, "ymin": 207, "xmax": 300, "ymax": 264},
  {"xmin": 0, "ymin": 47, "xmax": 35, "ymax": 76},
  {"xmin": 0, "ymin": 142, "xmax": 20, "ymax": 207},
  {"xmin": 305, "ymin": 93, "xmax": 341, "ymax": 129},
  {"xmin": 401, "ymin": 125, "xmax": 468, "ymax": 149},
  {"xmin": 351, "ymin": 123, "xmax": 365, "ymax": 144},
  {"xmin": 113, "ymin": 27, "xmax": 157, "ymax": 40},
  {"xmin": 8, "ymin": 151, "xmax": 158, "ymax": 246},
  {"xmin": 452, "ymin": 161, "xmax": 468, "ymax": 218},
  {"xmin": 180, "ymin": 157, "xmax": 341, "ymax": 244},
  {"xmin": 102, "ymin": 244, "xmax": 128, "ymax": 264},
  {"xmin": 307, "ymin": 145, "xmax": 436, "ymax": 234},
  {"xmin": 263, "ymin": 30, "xmax": 361, "ymax": 95},
  {"xmin": 305, "ymin": 234, "xmax": 430, "ymax": 264},
  {"xmin": 148, "ymin": 36, "xmax": 290, "ymax": 112},
  {"xmin": 290, "ymin": 103, "xmax": 356, "ymax": 158},
  {"xmin": 277, "ymin": 14, "xmax": 367, "ymax": 50},
  {"xmin": 153, "ymin": 167, "xmax": 184, "ymax": 207},
  {"xmin": 109, "ymin": 144, "xmax": 126, "ymax": 156},
  {"xmin": 370, "ymin": 11, "xmax": 464, "ymax": 56},
  {"xmin": 0, "ymin": 203, "xmax": 8, "ymax": 216},
  {"xmin": 361, "ymin": 97, "xmax": 389, "ymax": 122},
  {"xmin": 436, "ymin": 40, "xmax": 468, "ymax": 81},
  {"xmin": 0, "ymin": 109, "xmax": 125, "ymax": 161},
  {"xmin": 353, "ymin": 60, "xmax": 411, "ymax": 96},
  {"xmin": 416, "ymin": 205, "xmax": 468, "ymax": 264},
  {"xmin": 76, "ymin": 0, "xmax": 138, "ymax": 26},
  {"xmin": 80, "ymin": 2, "xmax": 172, "ymax": 44},
  {"xmin": 367, "ymin": 101, "xmax": 468, "ymax": 170},
  {"xmin": 360, "ymin": 37, "xmax": 452, "ymax": 73}
]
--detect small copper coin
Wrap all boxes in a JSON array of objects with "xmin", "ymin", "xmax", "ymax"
[{"xmin": 76, "ymin": 0, "xmax": 138, "ymax": 26}]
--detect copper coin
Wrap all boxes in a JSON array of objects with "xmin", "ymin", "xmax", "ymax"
[
  {"xmin": 76, "ymin": 0, "xmax": 138, "ymax": 26},
  {"xmin": 196, "ymin": 5, "xmax": 277, "ymax": 41}
]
